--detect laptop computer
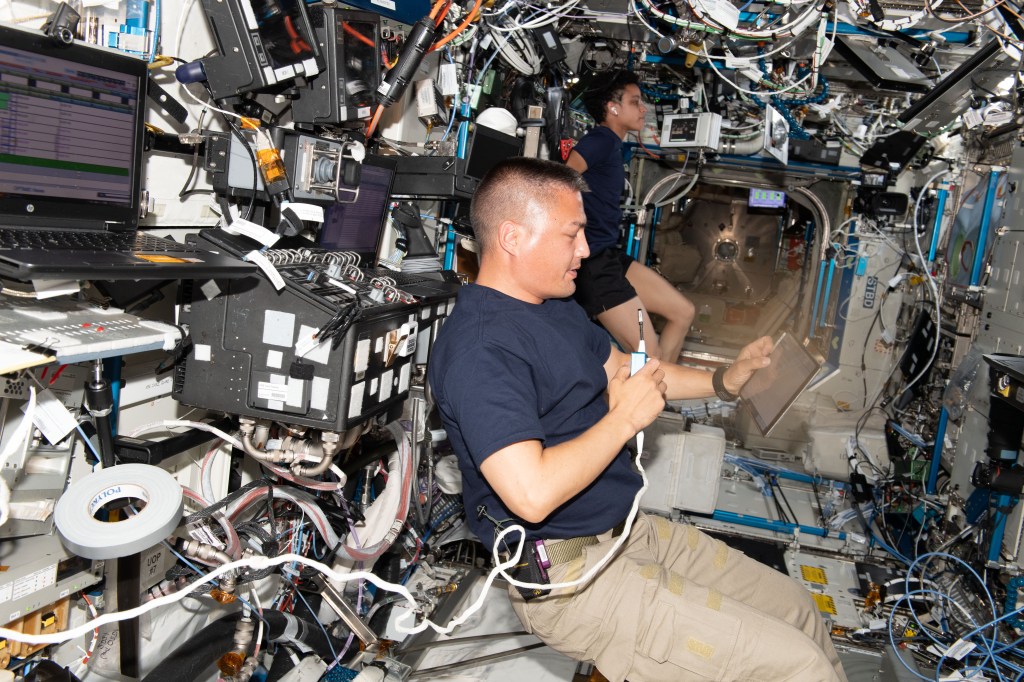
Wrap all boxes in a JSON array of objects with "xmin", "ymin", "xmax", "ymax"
[
  {"xmin": 319, "ymin": 155, "xmax": 456, "ymax": 296},
  {"xmin": 0, "ymin": 23, "xmax": 255, "ymax": 281},
  {"xmin": 201, "ymin": 154, "xmax": 458, "ymax": 296}
]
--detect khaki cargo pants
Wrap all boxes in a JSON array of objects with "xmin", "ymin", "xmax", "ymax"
[{"xmin": 509, "ymin": 512, "xmax": 848, "ymax": 682}]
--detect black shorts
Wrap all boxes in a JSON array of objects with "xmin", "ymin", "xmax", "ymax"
[{"xmin": 573, "ymin": 248, "xmax": 637, "ymax": 317}]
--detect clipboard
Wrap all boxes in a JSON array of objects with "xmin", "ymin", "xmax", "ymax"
[{"xmin": 739, "ymin": 333, "xmax": 821, "ymax": 436}]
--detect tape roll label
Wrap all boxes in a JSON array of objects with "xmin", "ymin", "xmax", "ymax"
[
  {"xmin": 88, "ymin": 483, "xmax": 150, "ymax": 517},
  {"xmin": 56, "ymin": 464, "xmax": 184, "ymax": 560}
]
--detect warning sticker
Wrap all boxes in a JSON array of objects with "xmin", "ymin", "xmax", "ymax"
[
  {"xmin": 811, "ymin": 593, "xmax": 837, "ymax": 615},
  {"xmin": 801, "ymin": 565, "xmax": 828, "ymax": 584},
  {"xmin": 135, "ymin": 254, "xmax": 188, "ymax": 263}
]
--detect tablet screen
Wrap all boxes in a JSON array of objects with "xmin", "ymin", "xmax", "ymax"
[{"xmin": 739, "ymin": 333, "xmax": 821, "ymax": 435}]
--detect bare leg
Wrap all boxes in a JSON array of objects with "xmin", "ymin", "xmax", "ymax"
[
  {"xmin": 625, "ymin": 261, "xmax": 694, "ymax": 361},
  {"xmin": 596, "ymin": 297, "xmax": 662, "ymax": 358}
]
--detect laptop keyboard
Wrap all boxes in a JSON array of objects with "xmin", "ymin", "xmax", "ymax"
[{"xmin": 0, "ymin": 229, "xmax": 191, "ymax": 252}]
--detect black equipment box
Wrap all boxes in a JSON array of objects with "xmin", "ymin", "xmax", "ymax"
[
  {"xmin": 789, "ymin": 138, "xmax": 842, "ymax": 167},
  {"xmin": 292, "ymin": 7, "xmax": 380, "ymax": 126},
  {"xmin": 173, "ymin": 235, "xmax": 457, "ymax": 430},
  {"xmin": 391, "ymin": 155, "xmax": 466, "ymax": 199}
]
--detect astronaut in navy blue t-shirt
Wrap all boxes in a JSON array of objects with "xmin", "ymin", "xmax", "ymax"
[
  {"xmin": 567, "ymin": 70, "xmax": 695, "ymax": 363},
  {"xmin": 428, "ymin": 158, "xmax": 846, "ymax": 682}
]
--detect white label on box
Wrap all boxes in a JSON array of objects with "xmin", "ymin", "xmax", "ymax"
[
  {"xmin": 194, "ymin": 344, "xmax": 212, "ymax": 362},
  {"xmin": 257, "ymin": 381, "xmax": 290, "ymax": 403},
  {"xmin": 12, "ymin": 564, "xmax": 56, "ymax": 601},
  {"xmin": 355, "ymin": 339, "xmax": 371, "ymax": 373},
  {"xmin": 310, "ymin": 377, "xmax": 330, "ymax": 411},
  {"xmin": 0, "ymin": 581, "xmax": 13, "ymax": 604},
  {"xmin": 372, "ymin": 0, "xmax": 396, "ymax": 8},
  {"xmin": 286, "ymin": 378, "xmax": 304, "ymax": 407},
  {"xmin": 945, "ymin": 639, "xmax": 976, "ymax": 661},
  {"xmin": 439, "ymin": 63, "xmax": 459, "ymax": 96},
  {"xmin": 262, "ymin": 310, "xmax": 295, "ymax": 347},
  {"xmin": 200, "ymin": 280, "xmax": 222, "ymax": 301},
  {"xmin": 28, "ymin": 389, "xmax": 79, "ymax": 445},
  {"xmin": 348, "ymin": 382, "xmax": 365, "ymax": 419},
  {"xmin": 267, "ymin": 350, "xmax": 283, "ymax": 369},
  {"xmin": 296, "ymin": 324, "xmax": 331, "ymax": 365},
  {"xmin": 380, "ymin": 370, "xmax": 394, "ymax": 401}
]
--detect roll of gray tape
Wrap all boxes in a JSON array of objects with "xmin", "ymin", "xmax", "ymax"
[{"xmin": 54, "ymin": 464, "xmax": 184, "ymax": 559}]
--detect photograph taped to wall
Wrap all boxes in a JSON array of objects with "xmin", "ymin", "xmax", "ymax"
[{"xmin": 740, "ymin": 333, "xmax": 821, "ymax": 435}]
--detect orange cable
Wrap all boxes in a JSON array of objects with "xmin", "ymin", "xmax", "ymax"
[
  {"xmin": 365, "ymin": 103, "xmax": 385, "ymax": 139},
  {"xmin": 428, "ymin": 0, "xmax": 447, "ymax": 20},
  {"xmin": 435, "ymin": 0, "xmax": 453, "ymax": 25},
  {"xmin": 430, "ymin": 0, "xmax": 482, "ymax": 52},
  {"xmin": 342, "ymin": 21, "xmax": 375, "ymax": 48}
]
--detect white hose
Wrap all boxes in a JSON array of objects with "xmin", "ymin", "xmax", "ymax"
[{"xmin": 336, "ymin": 422, "xmax": 411, "ymax": 563}]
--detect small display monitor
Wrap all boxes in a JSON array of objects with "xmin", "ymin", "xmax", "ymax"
[
  {"xmin": 748, "ymin": 188, "xmax": 786, "ymax": 210},
  {"xmin": 454, "ymin": 125, "xmax": 523, "ymax": 197},
  {"xmin": 317, "ymin": 156, "xmax": 396, "ymax": 265}
]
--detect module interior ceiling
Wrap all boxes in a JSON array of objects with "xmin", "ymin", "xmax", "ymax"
[{"xmin": 577, "ymin": 0, "xmax": 996, "ymax": 80}]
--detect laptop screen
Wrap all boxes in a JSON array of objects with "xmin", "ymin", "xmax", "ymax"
[
  {"xmin": 317, "ymin": 157, "xmax": 396, "ymax": 265},
  {"xmin": 0, "ymin": 24, "xmax": 145, "ymax": 229}
]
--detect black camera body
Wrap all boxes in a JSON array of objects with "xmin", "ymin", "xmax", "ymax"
[{"xmin": 42, "ymin": 2, "xmax": 80, "ymax": 46}]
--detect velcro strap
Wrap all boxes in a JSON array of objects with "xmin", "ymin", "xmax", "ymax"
[
  {"xmin": 545, "ymin": 535, "xmax": 599, "ymax": 567},
  {"xmin": 542, "ymin": 520, "xmax": 628, "ymax": 567}
]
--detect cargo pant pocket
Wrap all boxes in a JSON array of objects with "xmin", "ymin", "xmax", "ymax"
[{"xmin": 637, "ymin": 598, "xmax": 740, "ymax": 680}]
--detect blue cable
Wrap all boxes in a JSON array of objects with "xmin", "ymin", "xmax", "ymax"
[
  {"xmin": 441, "ymin": 102, "xmax": 458, "ymax": 141},
  {"xmin": 291, "ymin": 582, "xmax": 339, "ymax": 664},
  {"xmin": 440, "ymin": 48, "xmax": 458, "ymax": 142},
  {"xmin": 162, "ymin": 540, "xmax": 268, "ymax": 626},
  {"xmin": 475, "ymin": 48, "xmax": 502, "ymax": 87},
  {"xmin": 149, "ymin": 0, "xmax": 160, "ymax": 63},
  {"xmin": 76, "ymin": 423, "xmax": 102, "ymax": 463},
  {"xmin": 901, "ymin": 552, "xmax": 1005, "ymax": 680}
]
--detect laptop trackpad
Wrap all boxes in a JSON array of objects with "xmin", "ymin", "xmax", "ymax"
[{"xmin": 80, "ymin": 253, "xmax": 155, "ymax": 265}]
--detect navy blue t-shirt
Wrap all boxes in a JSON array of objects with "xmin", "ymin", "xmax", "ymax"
[
  {"xmin": 428, "ymin": 284, "xmax": 641, "ymax": 551},
  {"xmin": 573, "ymin": 125, "xmax": 625, "ymax": 254}
]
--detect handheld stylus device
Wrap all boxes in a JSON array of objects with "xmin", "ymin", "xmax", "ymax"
[{"xmin": 630, "ymin": 309, "xmax": 647, "ymax": 376}]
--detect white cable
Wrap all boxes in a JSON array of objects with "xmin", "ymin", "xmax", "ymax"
[
  {"xmin": 0, "ymin": 425, "xmax": 653, "ymax": 645},
  {"xmin": 488, "ymin": 0, "xmax": 583, "ymax": 30},
  {"xmin": 490, "ymin": 20, "xmax": 541, "ymax": 74},
  {"xmin": 631, "ymin": 0, "xmax": 666, "ymax": 37},
  {"xmin": 129, "ymin": 419, "xmax": 243, "ymax": 449},
  {"xmin": 903, "ymin": 169, "xmax": 949, "ymax": 397},
  {"xmin": 641, "ymin": 171, "xmax": 690, "ymax": 207},
  {"xmin": 702, "ymin": 44, "xmax": 816, "ymax": 97},
  {"xmin": 250, "ymin": 588, "xmax": 264, "ymax": 658},
  {"xmin": 173, "ymin": 0, "xmax": 200, "ymax": 60},
  {"xmin": 640, "ymin": 0, "xmax": 822, "ymax": 40},
  {"xmin": 654, "ymin": 174, "xmax": 699, "ymax": 207},
  {"xmin": 425, "ymin": 433, "xmax": 653, "ymax": 639}
]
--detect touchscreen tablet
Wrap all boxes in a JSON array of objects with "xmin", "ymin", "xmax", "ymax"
[{"xmin": 739, "ymin": 333, "xmax": 821, "ymax": 436}]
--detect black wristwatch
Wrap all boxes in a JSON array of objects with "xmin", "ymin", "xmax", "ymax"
[{"xmin": 712, "ymin": 366, "xmax": 739, "ymax": 401}]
